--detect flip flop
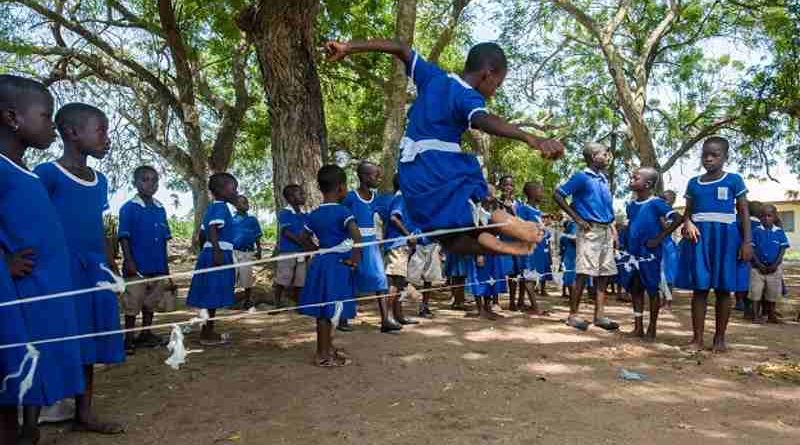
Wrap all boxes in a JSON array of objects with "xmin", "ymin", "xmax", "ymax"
[
  {"xmin": 566, "ymin": 317, "xmax": 590, "ymax": 331},
  {"xmin": 594, "ymin": 317, "xmax": 620, "ymax": 331}
]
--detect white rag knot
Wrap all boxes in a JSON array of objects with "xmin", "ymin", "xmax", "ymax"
[
  {"xmin": 330, "ymin": 301, "xmax": 344, "ymax": 328},
  {"xmin": 329, "ymin": 238, "xmax": 354, "ymax": 253},
  {"xmin": 98, "ymin": 263, "xmax": 126, "ymax": 294},
  {"xmin": 0, "ymin": 344, "xmax": 39, "ymax": 405}
]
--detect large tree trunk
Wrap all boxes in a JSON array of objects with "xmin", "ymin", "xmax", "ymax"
[
  {"xmin": 379, "ymin": 0, "xmax": 417, "ymax": 192},
  {"xmin": 189, "ymin": 176, "xmax": 209, "ymax": 249},
  {"xmin": 238, "ymin": 0, "xmax": 326, "ymax": 209}
]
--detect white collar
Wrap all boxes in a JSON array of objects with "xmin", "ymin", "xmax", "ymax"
[
  {"xmin": 765, "ymin": 225, "xmax": 780, "ymax": 232},
  {"xmin": 51, "ymin": 161, "xmax": 98, "ymax": 187},
  {"xmin": 697, "ymin": 172, "xmax": 728, "ymax": 185},
  {"xmin": 354, "ymin": 190, "xmax": 374, "ymax": 204},
  {"xmin": 131, "ymin": 195, "xmax": 163, "ymax": 208},
  {"xmin": 318, "ymin": 202, "xmax": 339, "ymax": 207},
  {"xmin": 283, "ymin": 205, "xmax": 305, "ymax": 214},
  {"xmin": 0, "ymin": 152, "xmax": 38, "ymax": 179},
  {"xmin": 448, "ymin": 73, "xmax": 474, "ymax": 90},
  {"xmin": 583, "ymin": 168, "xmax": 607, "ymax": 181},
  {"xmin": 394, "ymin": 191, "xmax": 402, "ymax": 197},
  {"xmin": 631, "ymin": 196, "xmax": 657, "ymax": 205}
]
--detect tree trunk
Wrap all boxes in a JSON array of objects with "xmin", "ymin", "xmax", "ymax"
[
  {"xmin": 238, "ymin": 0, "xmax": 326, "ymax": 209},
  {"xmin": 379, "ymin": 0, "xmax": 417, "ymax": 192},
  {"xmin": 189, "ymin": 176, "xmax": 209, "ymax": 250}
]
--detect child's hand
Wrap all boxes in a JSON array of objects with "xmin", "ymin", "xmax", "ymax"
[
  {"xmin": 766, "ymin": 264, "xmax": 778, "ymax": 274},
  {"xmin": 739, "ymin": 242, "xmax": 753, "ymax": 262},
  {"xmin": 575, "ymin": 218, "xmax": 592, "ymax": 233},
  {"xmin": 682, "ymin": 221, "xmax": 700, "ymax": 243},
  {"xmin": 529, "ymin": 138, "xmax": 565, "ymax": 160},
  {"xmin": 343, "ymin": 257, "xmax": 359, "ymax": 269},
  {"xmin": 407, "ymin": 236, "xmax": 418, "ymax": 251},
  {"xmin": 645, "ymin": 237, "xmax": 661, "ymax": 249},
  {"xmin": 476, "ymin": 255, "xmax": 486, "ymax": 267},
  {"xmin": 5, "ymin": 249, "xmax": 35, "ymax": 278},
  {"xmin": 325, "ymin": 41, "xmax": 350, "ymax": 62},
  {"xmin": 213, "ymin": 249, "xmax": 224, "ymax": 267}
]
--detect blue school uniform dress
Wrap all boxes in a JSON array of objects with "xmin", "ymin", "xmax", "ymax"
[
  {"xmin": 660, "ymin": 217, "xmax": 678, "ymax": 287},
  {"xmin": 515, "ymin": 202, "xmax": 543, "ymax": 277},
  {"xmin": 469, "ymin": 254, "xmax": 508, "ymax": 297},
  {"xmin": 232, "ymin": 213, "xmax": 263, "ymax": 252},
  {"xmin": 34, "ymin": 162, "xmax": 124, "ymax": 365},
  {"xmin": 187, "ymin": 201, "xmax": 236, "ymax": 309},
  {"xmin": 299, "ymin": 204, "xmax": 357, "ymax": 321},
  {"xmin": 0, "ymin": 154, "xmax": 84, "ymax": 405},
  {"xmin": 621, "ymin": 197, "xmax": 676, "ymax": 297},
  {"xmin": 560, "ymin": 221, "xmax": 578, "ymax": 286},
  {"xmin": 118, "ymin": 196, "xmax": 172, "ymax": 276},
  {"xmin": 752, "ymin": 224, "xmax": 790, "ymax": 266},
  {"xmin": 277, "ymin": 206, "xmax": 308, "ymax": 254},
  {"xmin": 676, "ymin": 172, "xmax": 747, "ymax": 292},
  {"xmin": 396, "ymin": 50, "xmax": 490, "ymax": 232},
  {"xmin": 533, "ymin": 229, "xmax": 553, "ymax": 281},
  {"xmin": 0, "ymin": 253, "xmax": 32, "ymax": 405},
  {"xmin": 444, "ymin": 253, "xmax": 473, "ymax": 278},
  {"xmin": 343, "ymin": 191, "xmax": 388, "ymax": 294}
]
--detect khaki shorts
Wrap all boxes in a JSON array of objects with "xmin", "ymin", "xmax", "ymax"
[
  {"xmin": 408, "ymin": 243, "xmax": 443, "ymax": 286},
  {"xmin": 121, "ymin": 279, "xmax": 175, "ymax": 316},
  {"xmin": 275, "ymin": 257, "xmax": 306, "ymax": 288},
  {"xmin": 576, "ymin": 223, "xmax": 618, "ymax": 277},
  {"xmin": 384, "ymin": 246, "xmax": 410, "ymax": 277},
  {"xmin": 749, "ymin": 266, "xmax": 783, "ymax": 302},
  {"xmin": 234, "ymin": 250, "xmax": 256, "ymax": 289}
]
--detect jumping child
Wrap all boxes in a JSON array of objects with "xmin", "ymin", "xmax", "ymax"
[
  {"xmin": 0, "ymin": 75, "xmax": 84, "ymax": 443},
  {"xmin": 622, "ymin": 168, "xmax": 683, "ymax": 341},
  {"xmin": 299, "ymin": 165, "xmax": 362, "ymax": 367},
  {"xmin": 326, "ymin": 39, "xmax": 562, "ymax": 256},
  {"xmin": 554, "ymin": 142, "xmax": 619, "ymax": 331},
  {"xmin": 274, "ymin": 185, "xmax": 312, "ymax": 308},
  {"xmin": 677, "ymin": 136, "xmax": 752, "ymax": 352},
  {"xmin": 119, "ymin": 166, "xmax": 174, "ymax": 354},
  {"xmin": 35, "ymin": 103, "xmax": 125, "ymax": 435},
  {"xmin": 232, "ymin": 195, "xmax": 263, "ymax": 309},
  {"xmin": 187, "ymin": 173, "xmax": 239, "ymax": 345},
  {"xmin": 750, "ymin": 204, "xmax": 789, "ymax": 324}
]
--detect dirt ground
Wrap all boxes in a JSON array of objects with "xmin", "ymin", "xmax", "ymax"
[{"xmin": 43, "ymin": 263, "xmax": 800, "ymax": 445}]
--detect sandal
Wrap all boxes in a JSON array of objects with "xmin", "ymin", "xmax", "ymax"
[
  {"xmin": 594, "ymin": 317, "xmax": 620, "ymax": 331},
  {"xmin": 73, "ymin": 419, "xmax": 125, "ymax": 435},
  {"xmin": 316, "ymin": 355, "xmax": 350, "ymax": 368},
  {"xmin": 566, "ymin": 316, "xmax": 590, "ymax": 331}
]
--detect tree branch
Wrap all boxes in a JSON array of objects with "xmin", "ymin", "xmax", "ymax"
[
  {"xmin": 659, "ymin": 116, "xmax": 737, "ymax": 172},
  {"xmin": 603, "ymin": 0, "xmax": 632, "ymax": 37},
  {"xmin": 427, "ymin": 0, "xmax": 471, "ymax": 64},
  {"xmin": 637, "ymin": 0, "xmax": 680, "ymax": 85}
]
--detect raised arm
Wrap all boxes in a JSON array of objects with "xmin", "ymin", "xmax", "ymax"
[
  {"xmin": 472, "ymin": 114, "xmax": 564, "ymax": 160},
  {"xmin": 326, "ymin": 39, "xmax": 413, "ymax": 65}
]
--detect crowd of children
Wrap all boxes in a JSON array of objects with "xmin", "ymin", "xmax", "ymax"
[{"xmin": 0, "ymin": 33, "xmax": 796, "ymax": 444}]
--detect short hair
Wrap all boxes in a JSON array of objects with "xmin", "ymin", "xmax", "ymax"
[
  {"xmin": 497, "ymin": 175, "xmax": 513, "ymax": 186},
  {"xmin": 703, "ymin": 136, "xmax": 730, "ymax": 156},
  {"xmin": 661, "ymin": 190, "xmax": 676, "ymax": 199},
  {"xmin": 748, "ymin": 200, "xmax": 763, "ymax": 217},
  {"xmin": 317, "ymin": 164, "xmax": 347, "ymax": 194},
  {"xmin": 583, "ymin": 142, "xmax": 607, "ymax": 163},
  {"xmin": 356, "ymin": 161, "xmax": 377, "ymax": 180},
  {"xmin": 282, "ymin": 184, "xmax": 301, "ymax": 201},
  {"xmin": 208, "ymin": 172, "xmax": 237, "ymax": 196},
  {"xmin": 133, "ymin": 165, "xmax": 158, "ymax": 182},
  {"xmin": 0, "ymin": 75, "xmax": 51, "ymax": 110},
  {"xmin": 54, "ymin": 103, "xmax": 106, "ymax": 137},
  {"xmin": 523, "ymin": 180, "xmax": 543, "ymax": 194},
  {"xmin": 761, "ymin": 203, "xmax": 777, "ymax": 214},
  {"xmin": 638, "ymin": 167, "xmax": 659, "ymax": 189},
  {"xmin": 465, "ymin": 42, "xmax": 508, "ymax": 74}
]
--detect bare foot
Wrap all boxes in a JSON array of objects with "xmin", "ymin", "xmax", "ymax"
[
  {"xmin": 644, "ymin": 331, "xmax": 657, "ymax": 343},
  {"xmin": 627, "ymin": 329, "xmax": 645, "ymax": 339},
  {"xmin": 712, "ymin": 335, "xmax": 727, "ymax": 353},
  {"xmin": 525, "ymin": 308, "xmax": 549, "ymax": 316},
  {"xmin": 686, "ymin": 338, "xmax": 704, "ymax": 352}
]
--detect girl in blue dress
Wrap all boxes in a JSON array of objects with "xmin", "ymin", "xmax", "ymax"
[
  {"xmin": 468, "ymin": 252, "xmax": 508, "ymax": 320},
  {"xmin": 497, "ymin": 175, "xmax": 522, "ymax": 308},
  {"xmin": 326, "ymin": 39, "xmax": 563, "ymax": 257},
  {"xmin": 659, "ymin": 190, "xmax": 679, "ymax": 310},
  {"xmin": 34, "ymin": 103, "xmax": 125, "ymax": 434},
  {"xmin": 559, "ymin": 220, "xmax": 578, "ymax": 299},
  {"xmin": 0, "ymin": 75, "xmax": 84, "ymax": 443},
  {"xmin": 187, "ymin": 173, "xmax": 239, "ymax": 345},
  {"xmin": 299, "ymin": 165, "xmax": 362, "ymax": 367},
  {"xmin": 677, "ymin": 137, "xmax": 753, "ymax": 352},
  {"xmin": 515, "ymin": 181, "xmax": 550, "ymax": 314},
  {"xmin": 532, "ymin": 223, "xmax": 553, "ymax": 295},
  {"xmin": 444, "ymin": 253, "xmax": 474, "ymax": 311},
  {"xmin": 342, "ymin": 162, "xmax": 393, "ymax": 332}
]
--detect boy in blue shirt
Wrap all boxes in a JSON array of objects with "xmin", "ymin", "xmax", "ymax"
[
  {"xmin": 554, "ymin": 143, "xmax": 618, "ymax": 331},
  {"xmin": 750, "ymin": 204, "xmax": 790, "ymax": 324},
  {"xmin": 119, "ymin": 165, "xmax": 174, "ymax": 353},
  {"xmin": 326, "ymin": 39, "xmax": 562, "ymax": 257},
  {"xmin": 275, "ymin": 184, "xmax": 311, "ymax": 308},
  {"xmin": 233, "ymin": 195, "xmax": 263, "ymax": 308}
]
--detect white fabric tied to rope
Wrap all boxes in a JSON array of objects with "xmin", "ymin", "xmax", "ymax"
[
  {"xmin": 97, "ymin": 263, "xmax": 127, "ymax": 294},
  {"xmin": 0, "ymin": 344, "xmax": 39, "ymax": 405},
  {"xmin": 164, "ymin": 325, "xmax": 203, "ymax": 370},
  {"xmin": 330, "ymin": 301, "xmax": 345, "ymax": 329}
]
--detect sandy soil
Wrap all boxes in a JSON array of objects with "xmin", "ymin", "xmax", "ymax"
[{"xmin": 41, "ymin": 263, "xmax": 800, "ymax": 445}]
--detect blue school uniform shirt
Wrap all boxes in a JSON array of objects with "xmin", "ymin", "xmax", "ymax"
[
  {"xmin": 557, "ymin": 168, "xmax": 614, "ymax": 224},
  {"xmin": 232, "ymin": 213, "xmax": 262, "ymax": 251},
  {"xmin": 118, "ymin": 196, "xmax": 171, "ymax": 275},
  {"xmin": 626, "ymin": 197, "xmax": 675, "ymax": 254},
  {"xmin": 305, "ymin": 203, "xmax": 354, "ymax": 249},
  {"xmin": 202, "ymin": 201, "xmax": 236, "ymax": 250},
  {"xmin": 515, "ymin": 202, "xmax": 542, "ymax": 224},
  {"xmin": 277, "ymin": 206, "xmax": 307, "ymax": 253},
  {"xmin": 684, "ymin": 172, "xmax": 747, "ymax": 220},
  {"xmin": 752, "ymin": 225, "xmax": 790, "ymax": 265},
  {"xmin": 343, "ymin": 190, "xmax": 379, "ymax": 238}
]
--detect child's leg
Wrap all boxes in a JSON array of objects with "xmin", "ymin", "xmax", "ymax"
[
  {"xmin": 75, "ymin": 365, "xmax": 123, "ymax": 433},
  {"xmin": 316, "ymin": 318, "xmax": 332, "ymax": 359},
  {"xmin": 378, "ymin": 292, "xmax": 402, "ymax": 333},
  {"xmin": 0, "ymin": 407, "xmax": 18, "ymax": 444},
  {"xmin": 523, "ymin": 279, "xmax": 547, "ymax": 315},
  {"xmin": 630, "ymin": 275, "xmax": 645, "ymax": 338},
  {"xmin": 492, "ymin": 209, "xmax": 541, "ymax": 244},
  {"xmin": 201, "ymin": 309, "xmax": 218, "ymax": 339},
  {"xmin": 124, "ymin": 315, "xmax": 137, "ymax": 352},
  {"xmin": 689, "ymin": 290, "xmax": 709, "ymax": 350},
  {"xmin": 569, "ymin": 274, "xmax": 587, "ymax": 319},
  {"xmin": 443, "ymin": 232, "xmax": 532, "ymax": 257},
  {"xmin": 420, "ymin": 282, "xmax": 433, "ymax": 316},
  {"xmin": 645, "ymin": 291, "xmax": 660, "ymax": 341},
  {"xmin": 593, "ymin": 276, "xmax": 610, "ymax": 323},
  {"xmin": 21, "ymin": 406, "xmax": 41, "ymax": 443},
  {"xmin": 508, "ymin": 275, "xmax": 518, "ymax": 311},
  {"xmin": 274, "ymin": 284, "xmax": 285, "ymax": 307},
  {"xmin": 451, "ymin": 277, "xmax": 466, "ymax": 309},
  {"xmin": 712, "ymin": 290, "xmax": 732, "ymax": 352},
  {"xmin": 539, "ymin": 278, "xmax": 547, "ymax": 295}
]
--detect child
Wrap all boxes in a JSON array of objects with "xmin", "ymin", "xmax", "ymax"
[
  {"xmin": 750, "ymin": 204, "xmax": 789, "ymax": 323},
  {"xmin": 407, "ymin": 236, "xmax": 443, "ymax": 317},
  {"xmin": 275, "ymin": 185, "xmax": 311, "ymax": 308},
  {"xmin": 516, "ymin": 181, "xmax": 548, "ymax": 313},
  {"xmin": 677, "ymin": 136, "xmax": 753, "ymax": 352},
  {"xmin": 299, "ymin": 165, "xmax": 362, "ymax": 367},
  {"xmin": 554, "ymin": 142, "xmax": 619, "ymax": 331},
  {"xmin": 232, "ymin": 195, "xmax": 263, "ymax": 308},
  {"xmin": 35, "ymin": 102, "xmax": 125, "ymax": 434},
  {"xmin": 658, "ymin": 190, "xmax": 679, "ymax": 310},
  {"xmin": 559, "ymin": 219, "xmax": 578, "ymax": 299},
  {"xmin": 187, "ymin": 173, "xmax": 239, "ymax": 345},
  {"xmin": 342, "ymin": 161, "xmax": 392, "ymax": 332},
  {"xmin": 622, "ymin": 168, "xmax": 683, "ymax": 341},
  {"xmin": 326, "ymin": 39, "xmax": 562, "ymax": 256},
  {"xmin": 119, "ymin": 165, "xmax": 174, "ymax": 354},
  {"xmin": 469, "ymin": 253, "xmax": 508, "ymax": 320},
  {"xmin": 383, "ymin": 175, "xmax": 419, "ymax": 325},
  {"xmin": 740, "ymin": 200, "xmax": 764, "ymax": 318},
  {"xmin": 532, "ymin": 215, "xmax": 553, "ymax": 296},
  {"xmin": 444, "ymin": 252, "xmax": 473, "ymax": 310},
  {"xmin": 497, "ymin": 175, "xmax": 523, "ymax": 308},
  {"xmin": 0, "ymin": 75, "xmax": 84, "ymax": 442}
]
